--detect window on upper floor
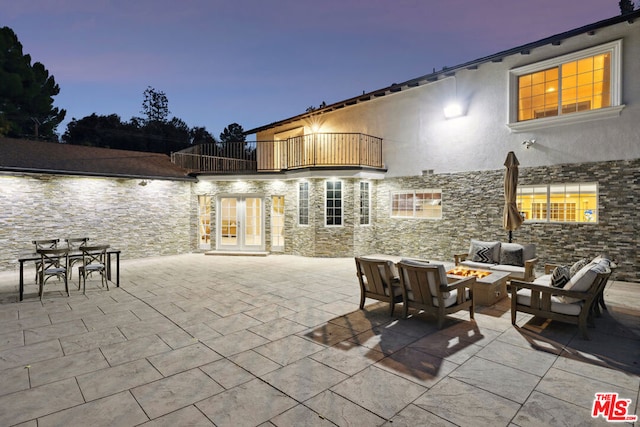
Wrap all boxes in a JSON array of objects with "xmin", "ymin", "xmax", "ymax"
[
  {"xmin": 326, "ymin": 180, "xmax": 343, "ymax": 226},
  {"xmin": 298, "ymin": 181, "xmax": 309, "ymax": 226},
  {"xmin": 507, "ymin": 40, "xmax": 623, "ymax": 132},
  {"xmin": 359, "ymin": 181, "xmax": 371, "ymax": 226},
  {"xmin": 391, "ymin": 190, "xmax": 442, "ymax": 219},
  {"xmin": 517, "ymin": 183, "xmax": 598, "ymax": 224}
]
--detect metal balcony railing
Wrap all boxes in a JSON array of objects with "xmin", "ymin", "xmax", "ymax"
[{"xmin": 171, "ymin": 133, "xmax": 383, "ymax": 173}]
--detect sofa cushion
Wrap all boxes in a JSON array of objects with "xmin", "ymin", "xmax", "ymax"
[
  {"xmin": 499, "ymin": 245, "xmax": 524, "ymax": 266},
  {"xmin": 460, "ymin": 260, "xmax": 496, "ymax": 270},
  {"xmin": 551, "ymin": 265, "xmax": 571, "ymax": 288},
  {"xmin": 533, "ymin": 274, "xmax": 552, "ymax": 286},
  {"xmin": 515, "ymin": 289, "xmax": 582, "ymax": 316},
  {"xmin": 569, "ymin": 259, "xmax": 590, "ymax": 277},
  {"xmin": 469, "ymin": 240, "xmax": 501, "ymax": 264}
]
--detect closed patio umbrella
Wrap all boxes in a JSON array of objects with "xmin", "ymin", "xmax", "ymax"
[{"xmin": 503, "ymin": 151, "xmax": 524, "ymax": 243}]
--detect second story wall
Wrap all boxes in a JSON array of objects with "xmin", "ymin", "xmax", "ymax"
[{"xmin": 256, "ymin": 17, "xmax": 639, "ymax": 177}]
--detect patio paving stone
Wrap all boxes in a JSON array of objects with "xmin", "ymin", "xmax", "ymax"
[
  {"xmin": 0, "ymin": 254, "xmax": 637, "ymax": 425},
  {"xmin": 77, "ymin": 358, "xmax": 163, "ymax": 401},
  {"xmin": 195, "ymin": 378, "xmax": 297, "ymax": 427},
  {"xmin": 254, "ymin": 335, "xmax": 325, "ymax": 366},
  {"xmin": 137, "ymin": 405, "xmax": 215, "ymax": 427},
  {"xmin": 414, "ymin": 377, "xmax": 520, "ymax": 426},
  {"xmin": 305, "ymin": 390, "xmax": 387, "ymax": 426},
  {"xmin": 37, "ymin": 391, "xmax": 148, "ymax": 427},
  {"xmin": 28, "ymin": 348, "xmax": 109, "ymax": 387},
  {"xmin": 448, "ymin": 356, "xmax": 540, "ymax": 403},
  {"xmin": 331, "ymin": 365, "xmax": 427, "ymax": 420},
  {"xmin": 99, "ymin": 333, "xmax": 173, "ymax": 366},
  {"xmin": 262, "ymin": 357, "xmax": 348, "ymax": 401},
  {"xmin": 131, "ymin": 368, "xmax": 224, "ymax": 419},
  {"xmin": 147, "ymin": 342, "xmax": 222, "ymax": 377},
  {"xmin": 0, "ymin": 378, "xmax": 84, "ymax": 426}
]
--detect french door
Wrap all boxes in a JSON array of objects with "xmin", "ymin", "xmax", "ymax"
[{"xmin": 217, "ymin": 196, "xmax": 264, "ymax": 251}]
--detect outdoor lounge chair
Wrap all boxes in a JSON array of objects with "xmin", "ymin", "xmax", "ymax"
[
  {"xmin": 510, "ymin": 258, "xmax": 611, "ymax": 340},
  {"xmin": 396, "ymin": 259, "xmax": 475, "ymax": 328},
  {"xmin": 355, "ymin": 257, "xmax": 404, "ymax": 316}
]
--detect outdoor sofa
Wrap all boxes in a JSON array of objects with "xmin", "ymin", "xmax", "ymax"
[{"xmin": 454, "ymin": 239, "xmax": 538, "ymax": 282}]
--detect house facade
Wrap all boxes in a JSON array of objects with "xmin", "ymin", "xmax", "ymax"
[
  {"xmin": 185, "ymin": 12, "xmax": 640, "ymax": 282},
  {"xmin": 1, "ymin": 12, "xmax": 638, "ymax": 283}
]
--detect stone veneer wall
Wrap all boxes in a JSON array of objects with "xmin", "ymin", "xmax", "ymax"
[
  {"xmin": 368, "ymin": 159, "xmax": 639, "ymax": 283},
  {"xmin": 0, "ymin": 174, "xmax": 192, "ymax": 272}
]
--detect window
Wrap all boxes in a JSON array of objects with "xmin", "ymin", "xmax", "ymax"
[
  {"xmin": 326, "ymin": 180, "xmax": 342, "ymax": 226},
  {"xmin": 391, "ymin": 190, "xmax": 442, "ymax": 219},
  {"xmin": 517, "ymin": 183, "xmax": 597, "ymax": 223},
  {"xmin": 359, "ymin": 181, "xmax": 370, "ymax": 225},
  {"xmin": 298, "ymin": 182, "xmax": 309, "ymax": 226},
  {"xmin": 508, "ymin": 40, "xmax": 623, "ymax": 132}
]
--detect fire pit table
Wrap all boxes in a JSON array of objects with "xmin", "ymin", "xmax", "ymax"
[{"xmin": 446, "ymin": 267, "xmax": 510, "ymax": 306}]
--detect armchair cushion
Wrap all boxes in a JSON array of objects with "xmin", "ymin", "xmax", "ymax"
[
  {"xmin": 561, "ymin": 257, "xmax": 610, "ymax": 303},
  {"xmin": 569, "ymin": 259, "xmax": 590, "ymax": 276},
  {"xmin": 469, "ymin": 240, "xmax": 500, "ymax": 264},
  {"xmin": 514, "ymin": 289, "xmax": 582, "ymax": 316},
  {"xmin": 434, "ymin": 288, "xmax": 471, "ymax": 308},
  {"xmin": 400, "ymin": 259, "xmax": 449, "ymax": 297}
]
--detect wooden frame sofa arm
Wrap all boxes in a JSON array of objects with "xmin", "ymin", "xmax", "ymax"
[
  {"xmin": 523, "ymin": 257, "xmax": 539, "ymax": 282},
  {"xmin": 454, "ymin": 253, "xmax": 469, "ymax": 266}
]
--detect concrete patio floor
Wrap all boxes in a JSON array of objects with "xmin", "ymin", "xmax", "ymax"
[{"xmin": 0, "ymin": 254, "xmax": 638, "ymax": 427}]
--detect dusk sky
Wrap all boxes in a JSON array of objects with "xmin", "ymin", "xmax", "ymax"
[{"xmin": 2, "ymin": 0, "xmax": 623, "ymax": 138}]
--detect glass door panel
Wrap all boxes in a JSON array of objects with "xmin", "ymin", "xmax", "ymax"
[
  {"xmin": 198, "ymin": 195, "xmax": 211, "ymax": 249},
  {"xmin": 219, "ymin": 197, "xmax": 238, "ymax": 247},
  {"xmin": 271, "ymin": 196, "xmax": 285, "ymax": 251},
  {"xmin": 217, "ymin": 196, "xmax": 264, "ymax": 251}
]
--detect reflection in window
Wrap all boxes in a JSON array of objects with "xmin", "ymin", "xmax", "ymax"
[
  {"xmin": 517, "ymin": 183, "xmax": 597, "ymax": 223},
  {"xmin": 391, "ymin": 190, "xmax": 442, "ymax": 219},
  {"xmin": 326, "ymin": 180, "xmax": 342, "ymax": 226},
  {"xmin": 359, "ymin": 181, "xmax": 370, "ymax": 225},
  {"xmin": 298, "ymin": 182, "xmax": 309, "ymax": 226}
]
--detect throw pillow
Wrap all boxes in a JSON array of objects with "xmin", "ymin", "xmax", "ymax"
[
  {"xmin": 569, "ymin": 259, "xmax": 590, "ymax": 276},
  {"xmin": 551, "ymin": 265, "xmax": 570, "ymax": 288},
  {"xmin": 500, "ymin": 247, "xmax": 524, "ymax": 266},
  {"xmin": 469, "ymin": 240, "xmax": 500, "ymax": 264}
]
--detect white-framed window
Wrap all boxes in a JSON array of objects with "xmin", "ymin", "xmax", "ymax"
[
  {"xmin": 507, "ymin": 40, "xmax": 624, "ymax": 132},
  {"xmin": 517, "ymin": 182, "xmax": 598, "ymax": 223},
  {"xmin": 391, "ymin": 189, "xmax": 442, "ymax": 219},
  {"xmin": 359, "ymin": 181, "xmax": 370, "ymax": 226},
  {"xmin": 325, "ymin": 180, "xmax": 342, "ymax": 226},
  {"xmin": 298, "ymin": 181, "xmax": 309, "ymax": 226}
]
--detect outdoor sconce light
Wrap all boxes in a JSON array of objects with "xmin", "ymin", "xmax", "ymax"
[
  {"xmin": 443, "ymin": 102, "xmax": 463, "ymax": 119},
  {"xmin": 138, "ymin": 180, "xmax": 148, "ymax": 186},
  {"xmin": 522, "ymin": 139, "xmax": 536, "ymax": 149}
]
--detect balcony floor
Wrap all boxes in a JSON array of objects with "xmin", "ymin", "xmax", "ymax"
[{"xmin": 0, "ymin": 254, "xmax": 637, "ymax": 426}]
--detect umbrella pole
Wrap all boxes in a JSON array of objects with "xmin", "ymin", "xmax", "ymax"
[{"xmin": 508, "ymin": 230, "xmax": 513, "ymax": 243}]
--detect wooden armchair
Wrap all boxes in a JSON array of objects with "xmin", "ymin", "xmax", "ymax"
[
  {"xmin": 510, "ymin": 268, "xmax": 611, "ymax": 340},
  {"xmin": 355, "ymin": 257, "xmax": 404, "ymax": 316},
  {"xmin": 396, "ymin": 260, "xmax": 475, "ymax": 329}
]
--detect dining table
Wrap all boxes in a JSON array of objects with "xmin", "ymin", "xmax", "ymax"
[{"xmin": 17, "ymin": 248, "xmax": 121, "ymax": 301}]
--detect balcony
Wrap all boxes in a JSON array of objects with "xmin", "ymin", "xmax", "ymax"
[{"xmin": 171, "ymin": 133, "xmax": 383, "ymax": 174}]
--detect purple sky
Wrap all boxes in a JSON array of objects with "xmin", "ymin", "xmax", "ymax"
[{"xmin": 3, "ymin": 0, "xmax": 622, "ymax": 138}]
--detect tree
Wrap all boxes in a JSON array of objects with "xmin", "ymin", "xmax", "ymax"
[
  {"xmin": 620, "ymin": 0, "xmax": 635, "ymax": 14},
  {"xmin": 0, "ymin": 27, "xmax": 66, "ymax": 140},
  {"xmin": 219, "ymin": 123, "xmax": 246, "ymax": 143},
  {"xmin": 140, "ymin": 86, "xmax": 169, "ymax": 123}
]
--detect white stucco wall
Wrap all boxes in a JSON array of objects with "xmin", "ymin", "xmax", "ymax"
[{"xmin": 256, "ymin": 18, "xmax": 639, "ymax": 177}]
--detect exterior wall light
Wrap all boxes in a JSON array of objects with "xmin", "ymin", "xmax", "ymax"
[
  {"xmin": 444, "ymin": 102, "xmax": 463, "ymax": 119},
  {"xmin": 522, "ymin": 139, "xmax": 536, "ymax": 149}
]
